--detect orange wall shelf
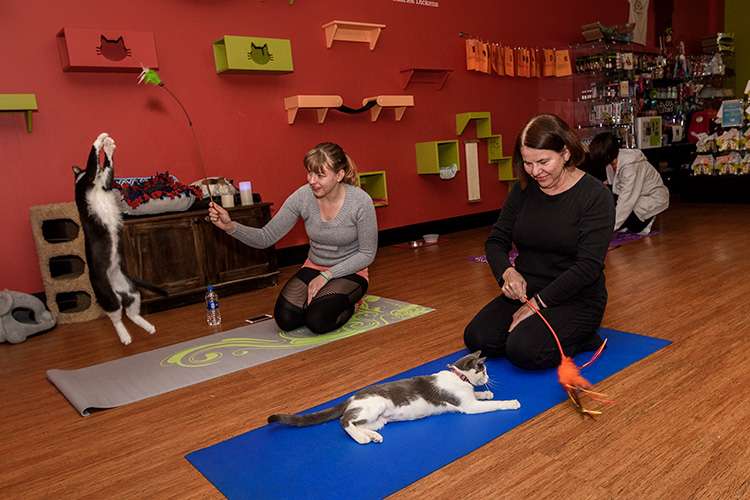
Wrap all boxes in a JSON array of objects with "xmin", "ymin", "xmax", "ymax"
[
  {"xmin": 322, "ymin": 20, "xmax": 386, "ymax": 50},
  {"xmin": 57, "ymin": 27, "xmax": 159, "ymax": 72},
  {"xmin": 362, "ymin": 95, "xmax": 414, "ymax": 122},
  {"xmin": 284, "ymin": 95, "xmax": 343, "ymax": 124}
]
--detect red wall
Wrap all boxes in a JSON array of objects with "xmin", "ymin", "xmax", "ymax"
[{"xmin": 0, "ymin": 0, "xmax": 711, "ymax": 294}]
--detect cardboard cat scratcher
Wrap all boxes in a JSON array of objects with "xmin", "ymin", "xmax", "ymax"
[{"xmin": 29, "ymin": 202, "xmax": 104, "ymax": 324}]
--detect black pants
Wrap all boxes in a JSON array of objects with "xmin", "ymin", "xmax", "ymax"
[
  {"xmin": 463, "ymin": 294, "xmax": 604, "ymax": 370},
  {"xmin": 612, "ymin": 193, "xmax": 653, "ymax": 233},
  {"xmin": 617, "ymin": 211, "xmax": 653, "ymax": 233},
  {"xmin": 273, "ymin": 267, "xmax": 368, "ymax": 334}
]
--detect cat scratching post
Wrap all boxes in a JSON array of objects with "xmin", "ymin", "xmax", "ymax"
[{"xmin": 29, "ymin": 202, "xmax": 104, "ymax": 324}]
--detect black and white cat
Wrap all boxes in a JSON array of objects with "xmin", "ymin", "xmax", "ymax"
[
  {"xmin": 268, "ymin": 351, "xmax": 520, "ymax": 444},
  {"xmin": 73, "ymin": 133, "xmax": 163, "ymax": 345}
]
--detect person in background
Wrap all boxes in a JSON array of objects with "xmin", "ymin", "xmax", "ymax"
[
  {"xmin": 588, "ymin": 132, "xmax": 670, "ymax": 235},
  {"xmin": 464, "ymin": 113, "xmax": 615, "ymax": 370},
  {"xmin": 208, "ymin": 142, "xmax": 377, "ymax": 334}
]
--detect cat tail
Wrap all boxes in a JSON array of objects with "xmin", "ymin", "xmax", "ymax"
[
  {"xmin": 268, "ymin": 400, "xmax": 348, "ymax": 427},
  {"xmin": 131, "ymin": 278, "xmax": 168, "ymax": 297}
]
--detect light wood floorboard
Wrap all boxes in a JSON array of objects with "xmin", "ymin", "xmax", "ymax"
[{"xmin": 1, "ymin": 199, "xmax": 748, "ymax": 499}]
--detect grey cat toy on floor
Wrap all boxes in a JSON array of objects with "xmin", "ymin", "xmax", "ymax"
[
  {"xmin": 268, "ymin": 351, "xmax": 521, "ymax": 444},
  {"xmin": 73, "ymin": 133, "xmax": 166, "ymax": 345}
]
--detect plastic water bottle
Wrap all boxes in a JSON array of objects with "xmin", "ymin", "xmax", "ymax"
[{"xmin": 205, "ymin": 286, "xmax": 221, "ymax": 326}]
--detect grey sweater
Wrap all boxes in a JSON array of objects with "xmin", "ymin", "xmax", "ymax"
[{"xmin": 229, "ymin": 183, "xmax": 378, "ymax": 278}]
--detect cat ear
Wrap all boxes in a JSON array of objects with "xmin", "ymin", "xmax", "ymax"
[
  {"xmin": 471, "ymin": 350, "xmax": 482, "ymax": 358},
  {"xmin": 72, "ymin": 166, "xmax": 82, "ymax": 174}
]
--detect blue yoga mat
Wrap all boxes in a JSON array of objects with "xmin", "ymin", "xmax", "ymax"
[{"xmin": 186, "ymin": 328, "xmax": 670, "ymax": 500}]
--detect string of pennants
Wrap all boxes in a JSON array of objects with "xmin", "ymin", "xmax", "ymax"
[{"xmin": 462, "ymin": 33, "xmax": 573, "ymax": 78}]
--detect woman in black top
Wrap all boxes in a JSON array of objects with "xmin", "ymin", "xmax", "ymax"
[{"xmin": 464, "ymin": 114, "xmax": 615, "ymax": 370}]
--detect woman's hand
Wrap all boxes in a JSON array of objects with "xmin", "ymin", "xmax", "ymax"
[
  {"xmin": 509, "ymin": 303, "xmax": 535, "ymax": 332},
  {"xmin": 501, "ymin": 267, "xmax": 527, "ymax": 301},
  {"xmin": 208, "ymin": 202, "xmax": 236, "ymax": 232},
  {"xmin": 307, "ymin": 274, "xmax": 329, "ymax": 304}
]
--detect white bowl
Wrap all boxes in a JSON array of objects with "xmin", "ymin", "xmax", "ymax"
[{"xmin": 423, "ymin": 234, "xmax": 439, "ymax": 244}]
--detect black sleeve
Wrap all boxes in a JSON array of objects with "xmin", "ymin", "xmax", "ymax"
[
  {"xmin": 539, "ymin": 180, "xmax": 615, "ymax": 306},
  {"xmin": 485, "ymin": 183, "xmax": 521, "ymax": 285}
]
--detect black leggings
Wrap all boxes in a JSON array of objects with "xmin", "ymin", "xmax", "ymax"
[
  {"xmin": 273, "ymin": 267, "xmax": 368, "ymax": 334},
  {"xmin": 463, "ymin": 294, "xmax": 605, "ymax": 370}
]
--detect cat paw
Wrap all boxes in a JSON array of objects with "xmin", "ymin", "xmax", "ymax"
[
  {"xmin": 102, "ymin": 136, "xmax": 116, "ymax": 160},
  {"xmin": 475, "ymin": 390, "xmax": 494, "ymax": 400},
  {"xmin": 119, "ymin": 333, "xmax": 132, "ymax": 345},
  {"xmin": 504, "ymin": 399, "xmax": 521, "ymax": 410},
  {"xmin": 93, "ymin": 132, "xmax": 109, "ymax": 151}
]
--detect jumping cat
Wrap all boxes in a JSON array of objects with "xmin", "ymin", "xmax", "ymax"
[
  {"xmin": 73, "ymin": 133, "xmax": 165, "ymax": 345},
  {"xmin": 268, "ymin": 351, "xmax": 520, "ymax": 444}
]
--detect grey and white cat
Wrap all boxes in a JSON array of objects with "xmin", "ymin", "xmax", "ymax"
[
  {"xmin": 73, "ymin": 133, "xmax": 164, "ymax": 345},
  {"xmin": 268, "ymin": 351, "xmax": 520, "ymax": 444}
]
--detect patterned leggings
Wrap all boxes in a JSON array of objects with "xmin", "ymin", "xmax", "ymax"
[{"xmin": 273, "ymin": 267, "xmax": 368, "ymax": 334}]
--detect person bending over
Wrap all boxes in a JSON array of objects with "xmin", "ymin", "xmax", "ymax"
[
  {"xmin": 208, "ymin": 142, "xmax": 378, "ymax": 334},
  {"xmin": 464, "ymin": 113, "xmax": 615, "ymax": 370},
  {"xmin": 588, "ymin": 132, "xmax": 669, "ymax": 235}
]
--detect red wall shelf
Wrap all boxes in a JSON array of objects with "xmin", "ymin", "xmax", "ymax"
[{"xmin": 57, "ymin": 27, "xmax": 159, "ymax": 72}]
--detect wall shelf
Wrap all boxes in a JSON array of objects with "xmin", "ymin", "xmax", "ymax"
[
  {"xmin": 284, "ymin": 95, "xmax": 342, "ymax": 124},
  {"xmin": 213, "ymin": 35, "xmax": 293, "ymax": 74},
  {"xmin": 400, "ymin": 68, "xmax": 452, "ymax": 90},
  {"xmin": 362, "ymin": 95, "xmax": 414, "ymax": 122},
  {"xmin": 358, "ymin": 171, "xmax": 388, "ymax": 207},
  {"xmin": 456, "ymin": 111, "xmax": 493, "ymax": 138},
  {"xmin": 56, "ymin": 27, "xmax": 158, "ymax": 72},
  {"xmin": 0, "ymin": 94, "xmax": 38, "ymax": 133},
  {"xmin": 322, "ymin": 20, "xmax": 385, "ymax": 50},
  {"xmin": 415, "ymin": 140, "xmax": 460, "ymax": 174}
]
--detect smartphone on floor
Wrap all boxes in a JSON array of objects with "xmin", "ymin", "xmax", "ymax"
[{"xmin": 245, "ymin": 314, "xmax": 273, "ymax": 324}]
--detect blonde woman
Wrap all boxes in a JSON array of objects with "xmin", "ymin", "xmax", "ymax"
[{"xmin": 209, "ymin": 142, "xmax": 377, "ymax": 334}]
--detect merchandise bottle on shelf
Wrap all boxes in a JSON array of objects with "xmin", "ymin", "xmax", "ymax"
[{"xmin": 205, "ymin": 286, "xmax": 221, "ymax": 326}]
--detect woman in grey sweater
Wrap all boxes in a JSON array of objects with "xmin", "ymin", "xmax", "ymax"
[{"xmin": 208, "ymin": 142, "xmax": 378, "ymax": 333}]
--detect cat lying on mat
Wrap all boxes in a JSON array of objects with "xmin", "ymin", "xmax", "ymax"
[
  {"xmin": 268, "ymin": 351, "xmax": 520, "ymax": 444},
  {"xmin": 73, "ymin": 133, "xmax": 166, "ymax": 345}
]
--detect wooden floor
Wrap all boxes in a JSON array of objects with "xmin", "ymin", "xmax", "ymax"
[{"xmin": 2, "ymin": 199, "xmax": 749, "ymax": 499}]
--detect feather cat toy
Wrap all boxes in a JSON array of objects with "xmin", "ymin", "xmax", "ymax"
[{"xmin": 138, "ymin": 66, "xmax": 215, "ymax": 203}]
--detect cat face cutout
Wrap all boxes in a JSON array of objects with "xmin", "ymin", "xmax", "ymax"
[
  {"xmin": 96, "ymin": 35, "xmax": 132, "ymax": 61},
  {"xmin": 247, "ymin": 43, "xmax": 273, "ymax": 65}
]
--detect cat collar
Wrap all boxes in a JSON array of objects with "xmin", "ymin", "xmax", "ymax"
[{"xmin": 450, "ymin": 367, "xmax": 470, "ymax": 383}]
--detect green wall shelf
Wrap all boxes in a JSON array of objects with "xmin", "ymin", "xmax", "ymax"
[
  {"xmin": 415, "ymin": 140, "xmax": 460, "ymax": 174},
  {"xmin": 358, "ymin": 171, "xmax": 388, "ymax": 207},
  {"xmin": 456, "ymin": 111, "xmax": 493, "ymax": 138},
  {"xmin": 0, "ymin": 94, "xmax": 38, "ymax": 132},
  {"xmin": 213, "ymin": 35, "xmax": 293, "ymax": 74}
]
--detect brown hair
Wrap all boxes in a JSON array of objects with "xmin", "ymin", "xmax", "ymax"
[
  {"xmin": 512, "ymin": 113, "xmax": 585, "ymax": 189},
  {"xmin": 303, "ymin": 142, "xmax": 358, "ymax": 186}
]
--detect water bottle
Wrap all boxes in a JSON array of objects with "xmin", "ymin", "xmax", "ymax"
[{"xmin": 205, "ymin": 286, "xmax": 221, "ymax": 326}]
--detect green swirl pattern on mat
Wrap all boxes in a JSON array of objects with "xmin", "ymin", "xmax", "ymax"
[{"xmin": 160, "ymin": 296, "xmax": 433, "ymax": 368}]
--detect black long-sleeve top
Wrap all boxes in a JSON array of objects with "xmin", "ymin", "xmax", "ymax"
[{"xmin": 485, "ymin": 173, "xmax": 615, "ymax": 309}]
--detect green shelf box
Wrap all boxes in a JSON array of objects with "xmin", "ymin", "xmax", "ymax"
[
  {"xmin": 456, "ymin": 111, "xmax": 493, "ymax": 138},
  {"xmin": 415, "ymin": 140, "xmax": 460, "ymax": 174},
  {"xmin": 213, "ymin": 36, "xmax": 293, "ymax": 74},
  {"xmin": 358, "ymin": 171, "xmax": 388, "ymax": 207}
]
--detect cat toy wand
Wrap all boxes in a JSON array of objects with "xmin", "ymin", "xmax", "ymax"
[
  {"xmin": 137, "ymin": 66, "xmax": 215, "ymax": 204},
  {"xmin": 523, "ymin": 296, "xmax": 613, "ymax": 419}
]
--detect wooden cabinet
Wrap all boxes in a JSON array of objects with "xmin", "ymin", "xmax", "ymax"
[{"xmin": 121, "ymin": 202, "xmax": 279, "ymax": 313}]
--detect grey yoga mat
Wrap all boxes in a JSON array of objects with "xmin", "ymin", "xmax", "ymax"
[{"xmin": 47, "ymin": 295, "xmax": 434, "ymax": 416}]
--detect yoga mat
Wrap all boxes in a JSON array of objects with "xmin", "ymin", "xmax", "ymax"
[
  {"xmin": 47, "ymin": 295, "xmax": 433, "ymax": 416},
  {"xmin": 186, "ymin": 328, "xmax": 670, "ymax": 500},
  {"xmin": 467, "ymin": 231, "xmax": 661, "ymax": 263}
]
